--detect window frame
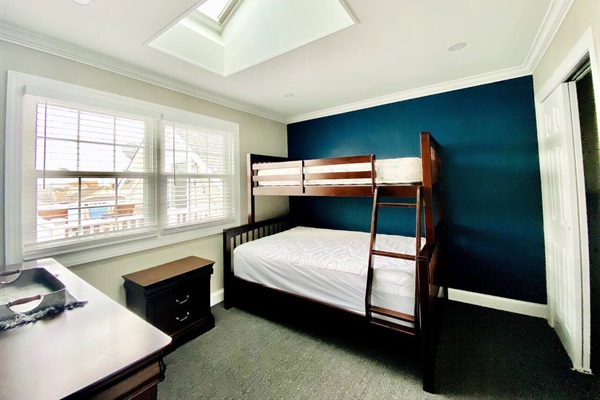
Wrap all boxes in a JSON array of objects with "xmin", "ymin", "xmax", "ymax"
[
  {"xmin": 5, "ymin": 71, "xmax": 240, "ymax": 267},
  {"xmin": 192, "ymin": 0, "xmax": 243, "ymax": 33}
]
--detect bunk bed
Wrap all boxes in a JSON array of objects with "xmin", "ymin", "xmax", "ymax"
[{"xmin": 223, "ymin": 131, "xmax": 445, "ymax": 393}]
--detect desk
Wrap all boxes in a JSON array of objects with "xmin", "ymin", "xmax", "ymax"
[{"xmin": 0, "ymin": 258, "xmax": 172, "ymax": 399}]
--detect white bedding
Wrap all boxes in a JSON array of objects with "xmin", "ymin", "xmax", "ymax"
[
  {"xmin": 257, "ymin": 157, "xmax": 422, "ymax": 186},
  {"xmin": 233, "ymin": 226, "xmax": 421, "ymax": 318}
]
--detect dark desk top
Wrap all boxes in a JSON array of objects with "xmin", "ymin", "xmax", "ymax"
[{"xmin": 0, "ymin": 258, "xmax": 172, "ymax": 399}]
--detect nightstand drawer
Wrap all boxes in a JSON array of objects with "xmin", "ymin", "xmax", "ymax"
[
  {"xmin": 122, "ymin": 256, "xmax": 215, "ymax": 349},
  {"xmin": 153, "ymin": 303, "xmax": 202, "ymax": 336},
  {"xmin": 151, "ymin": 279, "xmax": 207, "ymax": 334}
]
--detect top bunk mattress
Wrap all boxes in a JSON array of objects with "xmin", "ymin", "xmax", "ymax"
[{"xmin": 257, "ymin": 157, "xmax": 422, "ymax": 186}]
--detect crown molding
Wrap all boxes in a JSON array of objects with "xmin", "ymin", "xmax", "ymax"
[
  {"xmin": 285, "ymin": 66, "xmax": 530, "ymax": 124},
  {"xmin": 0, "ymin": 23, "xmax": 288, "ymax": 124},
  {"xmin": 522, "ymin": 0, "xmax": 575, "ymax": 72},
  {"xmin": 285, "ymin": 0, "xmax": 574, "ymax": 124},
  {"xmin": 1, "ymin": 0, "xmax": 574, "ymax": 126}
]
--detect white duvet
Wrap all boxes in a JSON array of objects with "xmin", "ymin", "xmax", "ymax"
[{"xmin": 233, "ymin": 226, "xmax": 421, "ymax": 317}]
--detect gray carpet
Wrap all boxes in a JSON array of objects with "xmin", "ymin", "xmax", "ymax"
[{"xmin": 159, "ymin": 300, "xmax": 599, "ymax": 399}]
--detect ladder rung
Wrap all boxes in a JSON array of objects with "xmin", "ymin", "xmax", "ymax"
[
  {"xmin": 371, "ymin": 249, "xmax": 415, "ymax": 261},
  {"xmin": 369, "ymin": 306, "xmax": 415, "ymax": 323},
  {"xmin": 378, "ymin": 202, "xmax": 416, "ymax": 208},
  {"xmin": 370, "ymin": 319, "xmax": 416, "ymax": 335}
]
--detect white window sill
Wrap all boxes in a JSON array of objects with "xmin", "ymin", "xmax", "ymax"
[{"xmin": 28, "ymin": 220, "xmax": 238, "ymax": 268}]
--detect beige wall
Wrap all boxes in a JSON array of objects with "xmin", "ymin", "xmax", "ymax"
[
  {"xmin": 0, "ymin": 41, "xmax": 289, "ymax": 304},
  {"xmin": 533, "ymin": 0, "xmax": 600, "ymax": 92}
]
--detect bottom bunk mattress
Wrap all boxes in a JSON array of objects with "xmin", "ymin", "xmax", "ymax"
[{"xmin": 233, "ymin": 226, "xmax": 419, "ymax": 318}]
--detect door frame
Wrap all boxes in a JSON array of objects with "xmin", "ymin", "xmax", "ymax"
[{"xmin": 535, "ymin": 27, "xmax": 600, "ymax": 373}]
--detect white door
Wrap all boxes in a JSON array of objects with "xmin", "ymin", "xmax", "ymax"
[{"xmin": 538, "ymin": 82, "xmax": 589, "ymax": 372}]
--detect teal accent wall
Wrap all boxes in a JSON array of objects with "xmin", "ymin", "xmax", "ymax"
[{"xmin": 287, "ymin": 76, "xmax": 546, "ymax": 304}]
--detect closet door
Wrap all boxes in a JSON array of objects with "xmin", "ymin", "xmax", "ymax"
[{"xmin": 538, "ymin": 82, "xmax": 589, "ymax": 372}]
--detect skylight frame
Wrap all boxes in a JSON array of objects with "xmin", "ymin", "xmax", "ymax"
[{"xmin": 193, "ymin": 0, "xmax": 243, "ymax": 33}]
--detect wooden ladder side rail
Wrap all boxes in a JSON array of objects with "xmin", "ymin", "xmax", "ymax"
[
  {"xmin": 365, "ymin": 187, "xmax": 381, "ymax": 320},
  {"xmin": 413, "ymin": 186, "xmax": 423, "ymax": 323},
  {"xmin": 365, "ymin": 186, "xmax": 422, "ymax": 324}
]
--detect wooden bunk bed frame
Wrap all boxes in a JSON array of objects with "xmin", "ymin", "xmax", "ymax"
[{"xmin": 223, "ymin": 131, "xmax": 445, "ymax": 393}]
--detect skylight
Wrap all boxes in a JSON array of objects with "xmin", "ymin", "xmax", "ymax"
[
  {"xmin": 148, "ymin": 0, "xmax": 356, "ymax": 77},
  {"xmin": 197, "ymin": 0, "xmax": 239, "ymax": 26}
]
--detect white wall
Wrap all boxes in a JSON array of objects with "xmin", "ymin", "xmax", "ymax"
[{"xmin": 0, "ymin": 41, "xmax": 289, "ymax": 305}]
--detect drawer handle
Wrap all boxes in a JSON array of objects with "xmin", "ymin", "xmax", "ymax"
[
  {"xmin": 176, "ymin": 312, "xmax": 190, "ymax": 322},
  {"xmin": 175, "ymin": 295, "xmax": 190, "ymax": 305}
]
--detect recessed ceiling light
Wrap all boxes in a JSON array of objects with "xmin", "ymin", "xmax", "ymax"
[
  {"xmin": 448, "ymin": 42, "xmax": 467, "ymax": 52},
  {"xmin": 284, "ymin": 93, "xmax": 295, "ymax": 98},
  {"xmin": 72, "ymin": 0, "xmax": 93, "ymax": 6}
]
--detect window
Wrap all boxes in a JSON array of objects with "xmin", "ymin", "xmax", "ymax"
[
  {"xmin": 161, "ymin": 121, "xmax": 235, "ymax": 231},
  {"xmin": 5, "ymin": 72, "xmax": 240, "ymax": 265},
  {"xmin": 23, "ymin": 98, "xmax": 157, "ymax": 255},
  {"xmin": 194, "ymin": 0, "xmax": 242, "ymax": 31},
  {"xmin": 197, "ymin": 0, "xmax": 233, "ymax": 23}
]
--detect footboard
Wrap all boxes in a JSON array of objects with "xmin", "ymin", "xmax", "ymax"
[{"xmin": 223, "ymin": 216, "xmax": 294, "ymax": 309}]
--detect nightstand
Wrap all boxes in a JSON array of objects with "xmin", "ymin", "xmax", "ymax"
[{"xmin": 123, "ymin": 256, "xmax": 215, "ymax": 348}]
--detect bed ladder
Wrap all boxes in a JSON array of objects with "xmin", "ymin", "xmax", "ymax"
[{"xmin": 365, "ymin": 185, "xmax": 422, "ymax": 335}]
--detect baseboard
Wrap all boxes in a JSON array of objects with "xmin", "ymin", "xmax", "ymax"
[
  {"xmin": 211, "ymin": 287, "xmax": 547, "ymax": 319},
  {"xmin": 211, "ymin": 289, "xmax": 224, "ymax": 307},
  {"xmin": 448, "ymin": 288, "xmax": 548, "ymax": 319}
]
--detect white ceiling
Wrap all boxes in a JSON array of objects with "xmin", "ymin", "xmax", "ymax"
[
  {"xmin": 149, "ymin": 0, "xmax": 356, "ymax": 77},
  {"xmin": 0, "ymin": 0, "xmax": 571, "ymax": 124}
]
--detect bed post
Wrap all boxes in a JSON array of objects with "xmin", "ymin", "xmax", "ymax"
[
  {"xmin": 418, "ymin": 250, "xmax": 435, "ymax": 393},
  {"xmin": 420, "ymin": 132, "xmax": 435, "ymax": 244},
  {"xmin": 223, "ymin": 226, "xmax": 234, "ymax": 309},
  {"xmin": 247, "ymin": 154, "xmax": 255, "ymax": 224},
  {"xmin": 418, "ymin": 131, "xmax": 444, "ymax": 392}
]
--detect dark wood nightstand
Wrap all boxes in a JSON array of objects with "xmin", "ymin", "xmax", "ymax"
[{"xmin": 123, "ymin": 256, "xmax": 215, "ymax": 348}]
